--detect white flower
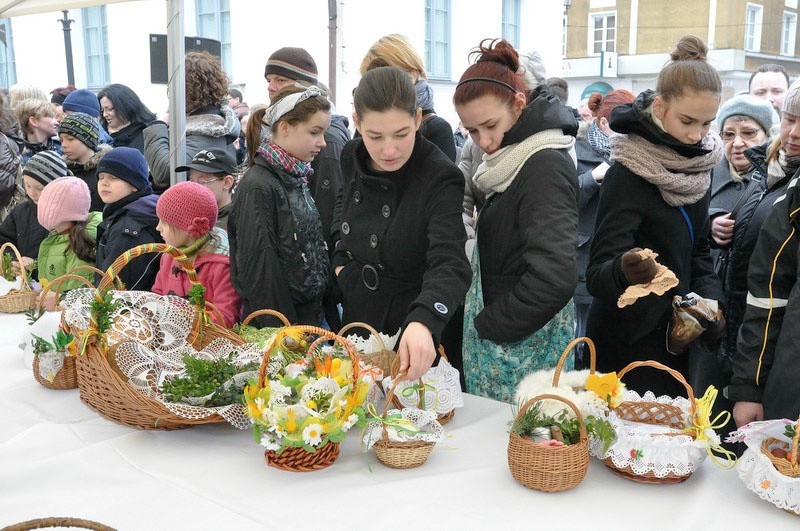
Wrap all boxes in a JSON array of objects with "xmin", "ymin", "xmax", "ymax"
[
  {"xmin": 259, "ymin": 434, "xmax": 281, "ymax": 452},
  {"xmin": 341, "ymin": 413, "xmax": 359, "ymax": 432},
  {"xmin": 260, "ymin": 408, "xmax": 278, "ymax": 425},
  {"xmin": 268, "ymin": 380, "xmax": 292, "ymax": 406},
  {"xmin": 284, "ymin": 362, "xmax": 306, "ymax": 379},
  {"xmin": 302, "ymin": 423, "xmax": 324, "ymax": 446}
]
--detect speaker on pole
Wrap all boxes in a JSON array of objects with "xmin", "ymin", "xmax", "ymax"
[{"xmin": 149, "ymin": 34, "xmax": 221, "ymax": 85}]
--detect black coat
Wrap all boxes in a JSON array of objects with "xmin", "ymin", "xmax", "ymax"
[
  {"xmin": 575, "ymin": 138, "xmax": 606, "ymax": 304},
  {"xmin": 310, "ymin": 114, "xmax": 350, "ymax": 249},
  {"xmin": 229, "ymin": 155, "xmax": 329, "ymax": 328},
  {"xmin": 474, "ymin": 87, "xmax": 578, "ymax": 343},
  {"xmin": 419, "ymin": 111, "xmax": 457, "ymax": 163},
  {"xmin": 0, "ymin": 199, "xmax": 48, "ymax": 263},
  {"xmin": 334, "ymin": 134, "xmax": 470, "ymax": 343},
  {"xmin": 586, "ymin": 94, "xmax": 722, "ymax": 397},
  {"xmin": 95, "ymin": 190, "xmax": 162, "ymax": 290},
  {"xmin": 110, "ymin": 122, "xmax": 148, "ymax": 155}
]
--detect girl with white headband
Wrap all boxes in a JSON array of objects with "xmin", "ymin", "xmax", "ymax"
[{"xmin": 228, "ymin": 85, "xmax": 331, "ymax": 327}]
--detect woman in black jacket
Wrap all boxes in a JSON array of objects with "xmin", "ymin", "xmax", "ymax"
[
  {"xmin": 586, "ymin": 36, "xmax": 725, "ymax": 398},
  {"xmin": 229, "ymin": 86, "xmax": 331, "ymax": 328},
  {"xmin": 454, "ymin": 39, "xmax": 578, "ymax": 402},
  {"xmin": 335, "ymin": 66, "xmax": 470, "ymax": 381},
  {"xmin": 98, "ymin": 84, "xmax": 156, "ymax": 155}
]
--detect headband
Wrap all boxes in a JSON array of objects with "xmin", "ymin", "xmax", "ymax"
[
  {"xmin": 456, "ymin": 76, "xmax": 517, "ymax": 93},
  {"xmin": 265, "ymin": 85, "xmax": 324, "ymax": 127}
]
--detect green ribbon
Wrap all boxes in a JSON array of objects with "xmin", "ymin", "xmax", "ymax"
[
  {"xmin": 364, "ymin": 403, "xmax": 420, "ymax": 434},
  {"xmin": 400, "ymin": 381, "xmax": 436, "ymax": 410}
]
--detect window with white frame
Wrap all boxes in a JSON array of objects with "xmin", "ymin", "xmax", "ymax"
[
  {"xmin": 196, "ymin": 0, "xmax": 232, "ymax": 77},
  {"xmin": 0, "ymin": 18, "xmax": 15, "ymax": 90},
  {"xmin": 590, "ymin": 12, "xmax": 616, "ymax": 55},
  {"xmin": 503, "ymin": 0, "xmax": 520, "ymax": 48},
  {"xmin": 425, "ymin": 0, "xmax": 450, "ymax": 79},
  {"xmin": 782, "ymin": 11, "xmax": 797, "ymax": 55},
  {"xmin": 745, "ymin": 3, "xmax": 763, "ymax": 52},
  {"xmin": 82, "ymin": 6, "xmax": 110, "ymax": 88}
]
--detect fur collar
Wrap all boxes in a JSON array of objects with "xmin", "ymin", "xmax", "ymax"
[
  {"xmin": 65, "ymin": 144, "xmax": 112, "ymax": 171},
  {"xmin": 185, "ymin": 105, "xmax": 238, "ymax": 139},
  {"xmin": 514, "ymin": 368, "xmax": 605, "ymax": 418}
]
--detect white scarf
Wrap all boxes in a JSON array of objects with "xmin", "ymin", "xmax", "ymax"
[
  {"xmin": 472, "ymin": 129, "xmax": 575, "ymax": 198},
  {"xmin": 265, "ymin": 86, "xmax": 323, "ymax": 127}
]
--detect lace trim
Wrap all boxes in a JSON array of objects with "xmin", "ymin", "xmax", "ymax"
[{"xmin": 362, "ymin": 407, "xmax": 444, "ymax": 451}]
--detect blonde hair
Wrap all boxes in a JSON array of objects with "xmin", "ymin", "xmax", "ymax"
[
  {"xmin": 9, "ymin": 84, "xmax": 47, "ymax": 108},
  {"xmin": 359, "ymin": 34, "xmax": 426, "ymax": 82},
  {"xmin": 16, "ymin": 98, "xmax": 55, "ymax": 135}
]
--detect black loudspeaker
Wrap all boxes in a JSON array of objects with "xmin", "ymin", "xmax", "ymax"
[{"xmin": 149, "ymin": 34, "xmax": 222, "ymax": 85}]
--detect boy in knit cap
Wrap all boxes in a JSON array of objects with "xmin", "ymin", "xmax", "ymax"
[
  {"xmin": 175, "ymin": 147, "xmax": 237, "ymax": 230},
  {"xmin": 0, "ymin": 151, "xmax": 68, "ymax": 274},
  {"xmin": 59, "ymin": 112, "xmax": 112, "ymax": 212},
  {"xmin": 95, "ymin": 147, "xmax": 162, "ymax": 290},
  {"xmin": 152, "ymin": 181, "xmax": 240, "ymax": 326},
  {"xmin": 36, "ymin": 177, "xmax": 102, "ymax": 309},
  {"xmin": 62, "ymin": 88, "xmax": 114, "ymax": 146}
]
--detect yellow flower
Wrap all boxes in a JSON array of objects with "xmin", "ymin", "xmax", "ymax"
[
  {"xmin": 306, "ymin": 399, "xmax": 317, "ymax": 410},
  {"xmin": 585, "ymin": 372, "xmax": 622, "ymax": 405},
  {"xmin": 285, "ymin": 409, "xmax": 297, "ymax": 433}
]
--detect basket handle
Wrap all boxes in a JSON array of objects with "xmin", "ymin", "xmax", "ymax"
[
  {"xmin": 0, "ymin": 242, "xmax": 31, "ymax": 290},
  {"xmin": 792, "ymin": 415, "xmax": 800, "ymax": 466},
  {"xmin": 242, "ymin": 308, "xmax": 292, "ymax": 327},
  {"xmin": 204, "ymin": 300, "xmax": 227, "ymax": 325},
  {"xmin": 379, "ymin": 369, "xmax": 428, "ymax": 443},
  {"xmin": 66, "ymin": 264, "xmax": 124, "ymax": 289},
  {"xmin": 97, "ymin": 243, "xmax": 198, "ymax": 292},
  {"xmin": 552, "ymin": 337, "xmax": 596, "ymax": 387},
  {"xmin": 36, "ymin": 274, "xmax": 96, "ymax": 314},
  {"xmin": 513, "ymin": 393, "xmax": 587, "ymax": 440},
  {"xmin": 338, "ymin": 321, "xmax": 388, "ymax": 352},
  {"xmin": 616, "ymin": 360, "xmax": 696, "ymax": 416}
]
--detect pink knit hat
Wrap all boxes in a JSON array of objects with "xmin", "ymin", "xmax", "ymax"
[
  {"xmin": 156, "ymin": 181, "xmax": 218, "ymax": 239},
  {"xmin": 37, "ymin": 177, "xmax": 90, "ymax": 231}
]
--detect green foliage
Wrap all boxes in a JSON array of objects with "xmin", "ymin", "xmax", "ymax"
[
  {"xmin": 1, "ymin": 252, "xmax": 13, "ymax": 281},
  {"xmin": 586, "ymin": 416, "xmax": 616, "ymax": 453},
  {"xmin": 161, "ymin": 352, "xmax": 258, "ymax": 407},
  {"xmin": 90, "ymin": 289, "xmax": 119, "ymax": 334},
  {"xmin": 187, "ymin": 283, "xmax": 206, "ymax": 308},
  {"xmin": 786, "ymin": 424, "xmax": 798, "ymax": 440},
  {"xmin": 512, "ymin": 401, "xmax": 616, "ymax": 450},
  {"xmin": 31, "ymin": 329, "xmax": 74, "ymax": 356}
]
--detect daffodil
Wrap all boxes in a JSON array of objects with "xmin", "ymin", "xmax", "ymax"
[
  {"xmin": 285, "ymin": 409, "xmax": 297, "ymax": 433},
  {"xmin": 585, "ymin": 372, "xmax": 623, "ymax": 406},
  {"xmin": 302, "ymin": 423, "xmax": 323, "ymax": 446}
]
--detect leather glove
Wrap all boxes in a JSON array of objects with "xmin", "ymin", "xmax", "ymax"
[
  {"xmin": 620, "ymin": 247, "xmax": 657, "ymax": 285},
  {"xmin": 701, "ymin": 312, "xmax": 726, "ymax": 345}
]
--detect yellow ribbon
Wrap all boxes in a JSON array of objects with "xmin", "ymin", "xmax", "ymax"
[
  {"xmin": 683, "ymin": 386, "xmax": 737, "ymax": 469},
  {"xmin": 364, "ymin": 403, "xmax": 420, "ymax": 434}
]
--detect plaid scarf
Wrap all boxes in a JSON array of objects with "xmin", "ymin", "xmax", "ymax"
[
  {"xmin": 257, "ymin": 141, "xmax": 313, "ymax": 178},
  {"xmin": 587, "ymin": 121, "xmax": 611, "ymax": 159}
]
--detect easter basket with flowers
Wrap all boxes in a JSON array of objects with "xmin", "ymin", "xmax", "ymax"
[{"xmin": 0, "ymin": 242, "xmax": 38, "ymax": 313}]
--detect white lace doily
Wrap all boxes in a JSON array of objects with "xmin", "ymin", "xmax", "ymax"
[
  {"xmin": 588, "ymin": 390, "xmax": 711, "ymax": 478},
  {"xmin": 19, "ymin": 310, "xmax": 62, "ymax": 369},
  {"xmin": 382, "ymin": 358, "xmax": 464, "ymax": 414},
  {"xmin": 345, "ymin": 329, "xmax": 401, "ymax": 352},
  {"xmin": 362, "ymin": 407, "xmax": 444, "ymax": 450},
  {"xmin": 37, "ymin": 349, "xmax": 66, "ymax": 382},
  {"xmin": 738, "ymin": 446, "xmax": 800, "ymax": 515}
]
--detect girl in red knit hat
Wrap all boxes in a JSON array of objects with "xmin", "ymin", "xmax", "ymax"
[{"xmin": 151, "ymin": 181, "xmax": 241, "ymax": 327}]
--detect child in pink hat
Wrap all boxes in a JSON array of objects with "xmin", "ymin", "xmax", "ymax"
[
  {"xmin": 151, "ymin": 181, "xmax": 241, "ymax": 327},
  {"xmin": 36, "ymin": 176, "xmax": 103, "ymax": 310}
]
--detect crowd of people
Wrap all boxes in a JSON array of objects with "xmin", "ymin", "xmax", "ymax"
[{"xmin": 0, "ymin": 33, "xmax": 797, "ymax": 436}]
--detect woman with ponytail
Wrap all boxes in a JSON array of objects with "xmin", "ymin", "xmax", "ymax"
[
  {"xmin": 586, "ymin": 35, "xmax": 725, "ymax": 397},
  {"xmin": 454, "ymin": 39, "xmax": 578, "ymax": 402},
  {"xmin": 229, "ymin": 85, "xmax": 331, "ymax": 327}
]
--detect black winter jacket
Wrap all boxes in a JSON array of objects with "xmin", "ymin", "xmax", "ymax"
[
  {"xmin": 229, "ymin": 155, "xmax": 329, "ymax": 328},
  {"xmin": 474, "ymin": 87, "xmax": 579, "ymax": 343},
  {"xmin": 586, "ymin": 93, "xmax": 722, "ymax": 397},
  {"xmin": 334, "ymin": 134, "xmax": 470, "ymax": 343},
  {"xmin": 65, "ymin": 144, "xmax": 112, "ymax": 213},
  {"xmin": 311, "ymin": 114, "xmax": 350, "ymax": 249},
  {"xmin": 575, "ymin": 138, "xmax": 606, "ymax": 304},
  {"xmin": 95, "ymin": 190, "xmax": 162, "ymax": 290},
  {"xmin": 0, "ymin": 199, "xmax": 48, "ymax": 262},
  {"xmin": 419, "ymin": 111, "xmax": 457, "ymax": 163},
  {"xmin": 110, "ymin": 122, "xmax": 149, "ymax": 155},
  {"xmin": 0, "ymin": 132, "xmax": 22, "ymax": 215},
  {"xmin": 729, "ymin": 172, "xmax": 800, "ymax": 419}
]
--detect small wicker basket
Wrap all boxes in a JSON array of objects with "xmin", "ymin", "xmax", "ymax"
[
  {"xmin": 388, "ymin": 345, "xmax": 456, "ymax": 425},
  {"xmin": 339, "ymin": 321, "xmax": 397, "ymax": 378},
  {"xmin": 0, "ymin": 242, "xmax": 38, "ymax": 313},
  {"xmin": 551, "ymin": 336, "xmax": 597, "ymax": 389},
  {"xmin": 761, "ymin": 415, "xmax": 800, "ymax": 478},
  {"xmin": 2, "ymin": 517, "xmax": 116, "ymax": 530},
  {"xmin": 508, "ymin": 393, "xmax": 590, "ymax": 492}
]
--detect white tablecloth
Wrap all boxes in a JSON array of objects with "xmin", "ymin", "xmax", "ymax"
[{"xmin": 0, "ymin": 313, "xmax": 796, "ymax": 530}]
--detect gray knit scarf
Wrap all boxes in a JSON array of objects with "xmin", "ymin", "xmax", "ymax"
[
  {"xmin": 766, "ymin": 149, "xmax": 800, "ymax": 188},
  {"xmin": 415, "ymin": 80, "xmax": 435, "ymax": 112},
  {"xmin": 609, "ymin": 131, "xmax": 724, "ymax": 207}
]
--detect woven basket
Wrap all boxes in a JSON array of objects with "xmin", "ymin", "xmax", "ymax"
[
  {"xmin": 552, "ymin": 336, "xmax": 597, "ymax": 389},
  {"xmin": 241, "ymin": 308, "xmax": 292, "ymax": 329},
  {"xmin": 603, "ymin": 360, "xmax": 698, "ymax": 484},
  {"xmin": 339, "ymin": 321, "xmax": 397, "ymax": 378},
  {"xmin": 373, "ymin": 370, "xmax": 436, "ymax": 469},
  {"xmin": 0, "ymin": 242, "xmax": 38, "ymax": 313},
  {"xmin": 508, "ymin": 393, "xmax": 589, "ymax": 492},
  {"xmin": 2, "ymin": 517, "xmax": 116, "ymax": 530},
  {"xmin": 76, "ymin": 243, "xmax": 233, "ymax": 430},
  {"xmin": 258, "ymin": 326, "xmax": 360, "ymax": 472},
  {"xmin": 761, "ymin": 415, "xmax": 800, "ymax": 479},
  {"xmin": 31, "ymin": 273, "xmax": 96, "ymax": 390},
  {"xmin": 389, "ymin": 345, "xmax": 455, "ymax": 425}
]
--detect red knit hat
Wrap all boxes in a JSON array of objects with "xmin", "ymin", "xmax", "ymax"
[{"xmin": 156, "ymin": 181, "xmax": 218, "ymax": 239}]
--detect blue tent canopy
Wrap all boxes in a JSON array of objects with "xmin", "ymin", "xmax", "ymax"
[{"xmin": 581, "ymin": 81, "xmax": 615, "ymax": 100}]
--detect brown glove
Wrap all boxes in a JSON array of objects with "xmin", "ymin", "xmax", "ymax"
[
  {"xmin": 701, "ymin": 312, "xmax": 726, "ymax": 345},
  {"xmin": 621, "ymin": 248, "xmax": 657, "ymax": 285}
]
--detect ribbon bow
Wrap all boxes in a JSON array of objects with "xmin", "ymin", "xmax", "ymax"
[
  {"xmin": 399, "ymin": 381, "xmax": 437, "ymax": 410},
  {"xmin": 683, "ymin": 386, "xmax": 737, "ymax": 469},
  {"xmin": 364, "ymin": 403, "xmax": 420, "ymax": 435}
]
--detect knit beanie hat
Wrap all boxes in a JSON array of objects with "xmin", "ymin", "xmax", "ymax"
[
  {"xmin": 23, "ymin": 151, "xmax": 69, "ymax": 185},
  {"xmin": 58, "ymin": 112, "xmax": 101, "ymax": 151},
  {"xmin": 37, "ymin": 177, "xmax": 90, "ymax": 231},
  {"xmin": 783, "ymin": 78, "xmax": 800, "ymax": 117},
  {"xmin": 264, "ymin": 47, "xmax": 318, "ymax": 85},
  {"xmin": 717, "ymin": 94, "xmax": 776, "ymax": 133},
  {"xmin": 97, "ymin": 147, "xmax": 150, "ymax": 191},
  {"xmin": 62, "ymin": 89, "xmax": 101, "ymax": 118},
  {"xmin": 156, "ymin": 181, "xmax": 218, "ymax": 239}
]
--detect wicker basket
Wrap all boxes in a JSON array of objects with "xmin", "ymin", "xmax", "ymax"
[
  {"xmin": 508, "ymin": 393, "xmax": 590, "ymax": 492},
  {"xmin": 372, "ymin": 371, "xmax": 437, "ymax": 469},
  {"xmin": 242, "ymin": 308, "xmax": 292, "ymax": 328},
  {"xmin": 388, "ymin": 345, "xmax": 456, "ymax": 425},
  {"xmin": 2, "ymin": 517, "xmax": 116, "ymax": 530},
  {"xmin": 258, "ymin": 326, "xmax": 360, "ymax": 472},
  {"xmin": 761, "ymin": 415, "xmax": 800, "ymax": 479},
  {"xmin": 31, "ymin": 273, "xmax": 97, "ymax": 390},
  {"xmin": 76, "ymin": 243, "xmax": 236, "ymax": 430},
  {"xmin": 0, "ymin": 242, "xmax": 38, "ymax": 313},
  {"xmin": 339, "ymin": 321, "xmax": 397, "ymax": 378},
  {"xmin": 603, "ymin": 360, "xmax": 699, "ymax": 484},
  {"xmin": 552, "ymin": 336, "xmax": 597, "ymax": 389}
]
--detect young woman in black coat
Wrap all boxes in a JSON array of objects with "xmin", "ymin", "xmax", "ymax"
[
  {"xmin": 586, "ymin": 36, "xmax": 725, "ymax": 398},
  {"xmin": 335, "ymin": 66, "xmax": 471, "ymax": 381}
]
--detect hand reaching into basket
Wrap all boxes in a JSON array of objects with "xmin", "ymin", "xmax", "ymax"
[
  {"xmin": 398, "ymin": 322, "xmax": 436, "ymax": 381},
  {"xmin": 733, "ymin": 401, "xmax": 764, "ymax": 427},
  {"xmin": 11, "ymin": 256, "xmax": 34, "ymax": 278},
  {"xmin": 37, "ymin": 290, "xmax": 58, "ymax": 312}
]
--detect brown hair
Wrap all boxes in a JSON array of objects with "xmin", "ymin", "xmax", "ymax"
[
  {"xmin": 15, "ymin": 99, "xmax": 55, "ymax": 135},
  {"xmin": 587, "ymin": 89, "xmax": 636, "ymax": 121},
  {"xmin": 359, "ymin": 34, "xmax": 426, "ymax": 81},
  {"xmin": 353, "ymin": 66, "xmax": 417, "ymax": 120},
  {"xmin": 66, "ymin": 221, "xmax": 96, "ymax": 263},
  {"xmin": 245, "ymin": 86, "xmax": 330, "ymax": 166},
  {"xmin": 185, "ymin": 51, "xmax": 229, "ymax": 112},
  {"xmin": 453, "ymin": 39, "xmax": 527, "ymax": 109},
  {"xmin": 656, "ymin": 35, "xmax": 721, "ymax": 100}
]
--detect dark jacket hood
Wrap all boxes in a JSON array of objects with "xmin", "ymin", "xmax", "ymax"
[
  {"xmin": 500, "ymin": 85, "xmax": 578, "ymax": 148},
  {"xmin": 744, "ymin": 142, "xmax": 768, "ymax": 175},
  {"xmin": 327, "ymin": 114, "xmax": 351, "ymax": 145},
  {"xmin": 609, "ymin": 89, "xmax": 710, "ymax": 158}
]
